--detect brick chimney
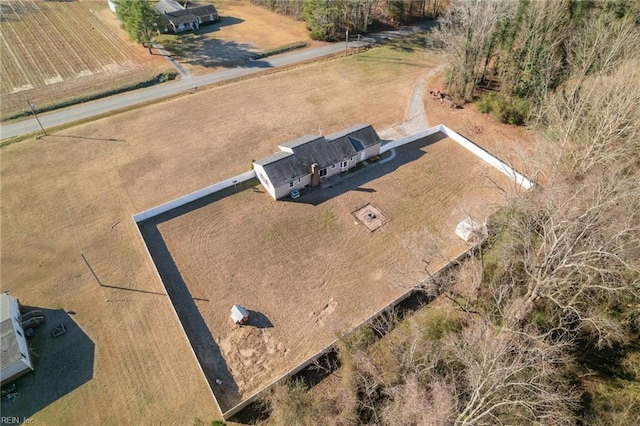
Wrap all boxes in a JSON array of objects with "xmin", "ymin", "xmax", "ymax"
[{"xmin": 311, "ymin": 163, "xmax": 320, "ymax": 187}]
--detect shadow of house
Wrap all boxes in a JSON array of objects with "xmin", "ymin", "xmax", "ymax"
[
  {"xmin": 245, "ymin": 311, "xmax": 274, "ymax": 329},
  {"xmin": 286, "ymin": 132, "xmax": 447, "ymax": 206},
  {"xmin": 138, "ymin": 220, "xmax": 241, "ymax": 411},
  {"xmin": 195, "ymin": 16, "xmax": 245, "ymax": 35},
  {"xmin": 0, "ymin": 308, "xmax": 94, "ymax": 420}
]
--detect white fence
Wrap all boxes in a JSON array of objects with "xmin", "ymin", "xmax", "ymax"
[
  {"xmin": 381, "ymin": 125, "xmax": 533, "ymax": 190},
  {"xmin": 379, "ymin": 125, "xmax": 442, "ymax": 153},
  {"xmin": 131, "ymin": 124, "xmax": 534, "ymax": 420},
  {"xmin": 133, "ymin": 170, "xmax": 256, "ymax": 222},
  {"xmin": 439, "ymin": 125, "xmax": 533, "ymax": 189}
]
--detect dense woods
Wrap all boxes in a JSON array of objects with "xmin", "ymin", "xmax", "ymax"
[
  {"xmin": 116, "ymin": 0, "xmax": 160, "ymax": 53},
  {"xmin": 262, "ymin": 1, "xmax": 640, "ymax": 424}
]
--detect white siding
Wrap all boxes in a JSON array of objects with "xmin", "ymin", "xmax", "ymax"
[
  {"xmin": 253, "ymin": 164, "xmax": 277, "ymax": 200},
  {"xmin": 274, "ymin": 173, "xmax": 311, "ymax": 200}
]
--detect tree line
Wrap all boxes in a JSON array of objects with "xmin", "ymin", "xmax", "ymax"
[{"xmin": 252, "ymin": 0, "xmax": 446, "ymax": 41}]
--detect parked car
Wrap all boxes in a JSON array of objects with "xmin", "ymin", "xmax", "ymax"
[{"xmin": 290, "ymin": 189, "xmax": 300, "ymax": 199}]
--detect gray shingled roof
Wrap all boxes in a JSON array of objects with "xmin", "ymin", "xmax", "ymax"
[
  {"xmin": 326, "ymin": 124, "xmax": 381, "ymax": 148},
  {"xmin": 254, "ymin": 125, "xmax": 380, "ymax": 188},
  {"xmin": 155, "ymin": 0, "xmax": 184, "ymax": 14}
]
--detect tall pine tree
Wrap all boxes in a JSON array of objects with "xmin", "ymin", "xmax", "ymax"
[{"xmin": 117, "ymin": 0, "xmax": 160, "ymax": 54}]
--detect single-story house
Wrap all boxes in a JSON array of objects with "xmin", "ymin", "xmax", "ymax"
[
  {"xmin": 1, "ymin": 293, "xmax": 34, "ymax": 385},
  {"xmin": 253, "ymin": 124, "xmax": 382, "ymax": 200},
  {"xmin": 155, "ymin": 0, "xmax": 219, "ymax": 34}
]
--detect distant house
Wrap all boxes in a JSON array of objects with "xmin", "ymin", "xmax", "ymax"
[
  {"xmin": 253, "ymin": 124, "xmax": 382, "ymax": 200},
  {"xmin": 1, "ymin": 293, "xmax": 34, "ymax": 385},
  {"xmin": 155, "ymin": 0, "xmax": 219, "ymax": 34}
]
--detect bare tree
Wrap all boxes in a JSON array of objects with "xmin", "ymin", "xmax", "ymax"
[
  {"xmin": 445, "ymin": 319, "xmax": 580, "ymax": 425},
  {"xmin": 538, "ymin": 57, "xmax": 640, "ymax": 177},
  {"xmin": 436, "ymin": 0, "xmax": 515, "ymax": 102},
  {"xmin": 504, "ymin": 169, "xmax": 640, "ymax": 349}
]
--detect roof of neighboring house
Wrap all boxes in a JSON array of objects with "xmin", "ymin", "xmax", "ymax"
[
  {"xmin": 155, "ymin": 0, "xmax": 185, "ymax": 14},
  {"xmin": 1, "ymin": 293, "xmax": 21, "ymax": 371},
  {"xmin": 162, "ymin": 11, "xmax": 199, "ymax": 26},
  {"xmin": 254, "ymin": 125, "xmax": 381, "ymax": 188},
  {"xmin": 190, "ymin": 4, "xmax": 218, "ymax": 17}
]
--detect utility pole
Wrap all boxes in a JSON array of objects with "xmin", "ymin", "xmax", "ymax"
[
  {"xmin": 345, "ymin": 28, "xmax": 349, "ymax": 56},
  {"xmin": 26, "ymin": 100, "xmax": 47, "ymax": 137}
]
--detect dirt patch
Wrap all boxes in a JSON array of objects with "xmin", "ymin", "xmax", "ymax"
[
  {"xmin": 353, "ymin": 203, "xmax": 389, "ymax": 232},
  {"xmin": 219, "ymin": 327, "xmax": 287, "ymax": 396}
]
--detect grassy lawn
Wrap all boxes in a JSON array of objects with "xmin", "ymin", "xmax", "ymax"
[
  {"xmin": 0, "ymin": 32, "xmax": 533, "ymax": 423},
  {"xmin": 146, "ymin": 133, "xmax": 518, "ymax": 411}
]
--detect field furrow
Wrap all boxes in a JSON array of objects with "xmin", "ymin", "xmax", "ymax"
[
  {"xmin": 0, "ymin": 34, "xmax": 28, "ymax": 91},
  {"xmin": 40, "ymin": 1, "xmax": 101, "ymax": 73},
  {"xmin": 12, "ymin": 0, "xmax": 68, "ymax": 83},
  {"xmin": 2, "ymin": 18, "xmax": 44, "ymax": 87},
  {"xmin": 1, "ymin": 0, "xmax": 172, "ymax": 118}
]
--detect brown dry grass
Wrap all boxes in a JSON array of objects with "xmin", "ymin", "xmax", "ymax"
[
  {"xmin": 155, "ymin": 134, "xmax": 519, "ymax": 404},
  {"xmin": 0, "ymin": 36, "xmax": 532, "ymax": 423},
  {"xmin": 0, "ymin": 0, "xmax": 173, "ymax": 120}
]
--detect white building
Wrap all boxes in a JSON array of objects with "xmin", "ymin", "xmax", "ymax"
[
  {"xmin": 253, "ymin": 124, "xmax": 382, "ymax": 200},
  {"xmin": 1, "ymin": 293, "xmax": 34, "ymax": 385}
]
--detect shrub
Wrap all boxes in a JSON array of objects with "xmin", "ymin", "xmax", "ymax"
[{"xmin": 476, "ymin": 93, "xmax": 530, "ymax": 125}]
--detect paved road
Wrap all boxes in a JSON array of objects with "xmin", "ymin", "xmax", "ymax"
[{"xmin": 0, "ymin": 21, "xmax": 436, "ymax": 140}]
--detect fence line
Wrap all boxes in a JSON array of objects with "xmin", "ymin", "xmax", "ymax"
[
  {"xmin": 133, "ymin": 170, "xmax": 256, "ymax": 223},
  {"xmin": 379, "ymin": 125, "xmax": 442, "ymax": 153},
  {"xmin": 130, "ymin": 124, "xmax": 535, "ymax": 420},
  {"xmin": 439, "ymin": 124, "xmax": 533, "ymax": 189}
]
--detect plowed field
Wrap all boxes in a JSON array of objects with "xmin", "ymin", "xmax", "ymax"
[{"xmin": 0, "ymin": 0, "xmax": 171, "ymax": 120}]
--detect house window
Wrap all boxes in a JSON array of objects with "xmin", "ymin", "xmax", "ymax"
[
  {"xmin": 17, "ymin": 330, "xmax": 22, "ymax": 337},
  {"xmin": 340, "ymin": 161, "xmax": 348, "ymax": 168},
  {"xmin": 319, "ymin": 168, "xmax": 327, "ymax": 177},
  {"xmin": 331, "ymin": 165, "xmax": 336, "ymax": 168},
  {"xmin": 290, "ymin": 182, "xmax": 294, "ymax": 188}
]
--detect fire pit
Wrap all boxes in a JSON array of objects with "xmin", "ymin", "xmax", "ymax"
[{"xmin": 353, "ymin": 203, "xmax": 389, "ymax": 232}]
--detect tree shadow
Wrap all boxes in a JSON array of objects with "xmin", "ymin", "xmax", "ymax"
[
  {"xmin": 0, "ymin": 308, "xmax": 94, "ymax": 420},
  {"xmin": 160, "ymin": 34, "xmax": 271, "ymax": 70},
  {"xmin": 194, "ymin": 16, "xmax": 245, "ymax": 35},
  {"xmin": 137, "ymin": 220, "xmax": 242, "ymax": 411}
]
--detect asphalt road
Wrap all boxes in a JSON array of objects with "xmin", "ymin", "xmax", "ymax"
[{"xmin": 0, "ymin": 21, "xmax": 436, "ymax": 140}]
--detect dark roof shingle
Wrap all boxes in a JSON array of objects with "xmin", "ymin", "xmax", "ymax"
[{"xmin": 255, "ymin": 125, "xmax": 380, "ymax": 188}]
